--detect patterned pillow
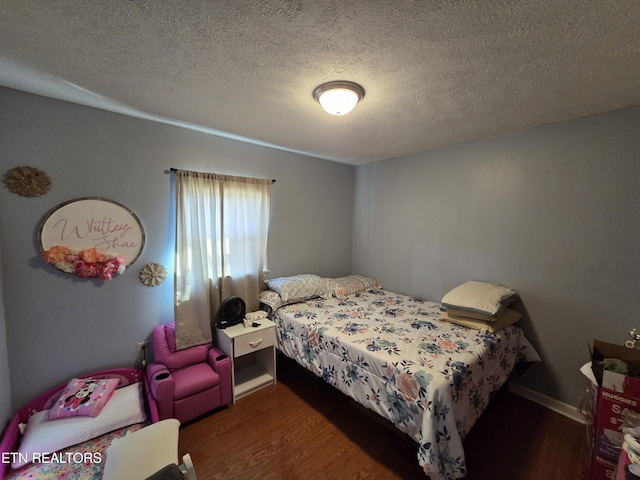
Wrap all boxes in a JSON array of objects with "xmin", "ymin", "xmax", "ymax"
[
  {"xmin": 332, "ymin": 275, "xmax": 382, "ymax": 299},
  {"xmin": 259, "ymin": 290, "xmax": 314, "ymax": 311},
  {"xmin": 265, "ymin": 274, "xmax": 331, "ymax": 302},
  {"xmin": 48, "ymin": 377, "xmax": 119, "ymax": 420}
]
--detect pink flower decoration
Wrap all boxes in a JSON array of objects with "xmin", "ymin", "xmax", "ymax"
[
  {"xmin": 41, "ymin": 245, "xmax": 71, "ymax": 264},
  {"xmin": 80, "ymin": 248, "xmax": 100, "ymax": 263},
  {"xmin": 75, "ymin": 261, "xmax": 100, "ymax": 278},
  {"xmin": 42, "ymin": 246, "xmax": 127, "ymax": 281},
  {"xmin": 102, "ymin": 259, "xmax": 120, "ymax": 276},
  {"xmin": 100, "ymin": 271, "xmax": 113, "ymax": 281}
]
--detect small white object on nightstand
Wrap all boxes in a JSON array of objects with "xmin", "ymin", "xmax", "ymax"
[{"xmin": 216, "ymin": 318, "xmax": 277, "ymax": 403}]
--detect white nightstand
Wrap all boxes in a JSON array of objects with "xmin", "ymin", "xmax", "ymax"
[{"xmin": 216, "ymin": 318, "xmax": 277, "ymax": 403}]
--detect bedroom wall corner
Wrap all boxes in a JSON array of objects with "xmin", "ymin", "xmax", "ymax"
[{"xmin": 352, "ymin": 106, "xmax": 640, "ymax": 408}]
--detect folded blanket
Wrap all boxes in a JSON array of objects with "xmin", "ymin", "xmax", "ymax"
[{"xmin": 442, "ymin": 307, "xmax": 522, "ymax": 333}]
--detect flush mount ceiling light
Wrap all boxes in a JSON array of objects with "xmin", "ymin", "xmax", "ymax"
[{"xmin": 313, "ymin": 81, "xmax": 365, "ymax": 116}]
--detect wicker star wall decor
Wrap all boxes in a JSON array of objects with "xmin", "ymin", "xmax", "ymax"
[
  {"xmin": 5, "ymin": 166, "xmax": 51, "ymax": 197},
  {"xmin": 139, "ymin": 263, "xmax": 167, "ymax": 287}
]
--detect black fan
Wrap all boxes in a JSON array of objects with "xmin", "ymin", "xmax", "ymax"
[{"xmin": 215, "ymin": 296, "xmax": 246, "ymax": 329}]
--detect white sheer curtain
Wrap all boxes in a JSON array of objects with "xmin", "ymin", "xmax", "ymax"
[{"xmin": 174, "ymin": 170, "xmax": 271, "ymax": 350}]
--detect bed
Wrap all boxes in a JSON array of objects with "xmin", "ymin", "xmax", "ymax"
[
  {"xmin": 260, "ymin": 275, "xmax": 541, "ymax": 480},
  {"xmin": 0, "ymin": 368, "xmax": 192, "ymax": 480}
]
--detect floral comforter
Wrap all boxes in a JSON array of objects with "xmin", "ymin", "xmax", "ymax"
[{"xmin": 273, "ymin": 289, "xmax": 540, "ymax": 480}]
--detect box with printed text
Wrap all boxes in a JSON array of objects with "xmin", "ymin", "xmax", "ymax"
[{"xmin": 589, "ymin": 340, "xmax": 640, "ymax": 479}]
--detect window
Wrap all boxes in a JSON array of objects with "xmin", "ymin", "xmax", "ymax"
[{"xmin": 173, "ymin": 170, "xmax": 271, "ymax": 349}]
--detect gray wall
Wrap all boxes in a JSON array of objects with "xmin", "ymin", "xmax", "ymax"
[
  {"xmin": 0, "ymin": 87, "xmax": 354, "ymax": 409},
  {"xmin": 353, "ymin": 106, "xmax": 640, "ymax": 406},
  {"xmin": 0, "ymin": 248, "xmax": 10, "ymax": 427}
]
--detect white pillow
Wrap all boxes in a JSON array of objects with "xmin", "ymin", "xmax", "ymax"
[
  {"xmin": 441, "ymin": 281, "xmax": 518, "ymax": 318},
  {"xmin": 13, "ymin": 382, "xmax": 147, "ymax": 469},
  {"xmin": 265, "ymin": 274, "xmax": 331, "ymax": 302},
  {"xmin": 102, "ymin": 419, "xmax": 180, "ymax": 480}
]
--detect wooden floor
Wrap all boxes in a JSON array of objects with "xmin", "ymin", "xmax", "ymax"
[{"xmin": 179, "ymin": 355, "xmax": 589, "ymax": 480}]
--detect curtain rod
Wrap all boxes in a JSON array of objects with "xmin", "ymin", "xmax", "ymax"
[{"xmin": 169, "ymin": 167, "xmax": 275, "ymax": 184}]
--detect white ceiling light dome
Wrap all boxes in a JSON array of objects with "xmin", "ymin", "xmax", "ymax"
[{"xmin": 313, "ymin": 81, "xmax": 365, "ymax": 116}]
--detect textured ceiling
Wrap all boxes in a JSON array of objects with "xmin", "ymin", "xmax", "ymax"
[{"xmin": 1, "ymin": 0, "xmax": 639, "ymax": 165}]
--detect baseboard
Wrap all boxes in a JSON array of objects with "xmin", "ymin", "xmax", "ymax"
[{"xmin": 508, "ymin": 383, "xmax": 586, "ymax": 424}]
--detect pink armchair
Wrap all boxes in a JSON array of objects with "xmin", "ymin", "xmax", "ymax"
[{"xmin": 146, "ymin": 324, "xmax": 232, "ymax": 424}]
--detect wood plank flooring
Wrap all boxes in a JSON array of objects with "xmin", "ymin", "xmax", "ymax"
[{"xmin": 179, "ymin": 355, "xmax": 589, "ymax": 480}]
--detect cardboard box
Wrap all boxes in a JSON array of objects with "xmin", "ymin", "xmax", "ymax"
[
  {"xmin": 590, "ymin": 341, "xmax": 640, "ymax": 467},
  {"xmin": 591, "ymin": 454, "xmax": 617, "ymax": 480},
  {"xmin": 591, "ymin": 340, "xmax": 640, "ymax": 389},
  {"xmin": 594, "ymin": 387, "xmax": 638, "ymax": 461},
  {"xmin": 603, "ymin": 370, "xmax": 640, "ymax": 399}
]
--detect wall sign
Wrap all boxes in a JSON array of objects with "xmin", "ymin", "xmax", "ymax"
[{"xmin": 39, "ymin": 197, "xmax": 145, "ymax": 280}]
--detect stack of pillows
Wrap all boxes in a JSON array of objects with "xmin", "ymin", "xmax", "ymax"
[{"xmin": 440, "ymin": 280, "xmax": 522, "ymax": 333}]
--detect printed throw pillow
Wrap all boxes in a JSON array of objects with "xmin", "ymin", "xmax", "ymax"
[
  {"xmin": 265, "ymin": 274, "xmax": 331, "ymax": 302},
  {"xmin": 259, "ymin": 290, "xmax": 317, "ymax": 311},
  {"xmin": 47, "ymin": 377, "xmax": 120, "ymax": 420},
  {"xmin": 259, "ymin": 290, "xmax": 284, "ymax": 311},
  {"xmin": 332, "ymin": 275, "xmax": 382, "ymax": 299}
]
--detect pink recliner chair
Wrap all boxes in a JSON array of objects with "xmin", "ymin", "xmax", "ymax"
[{"xmin": 146, "ymin": 324, "xmax": 232, "ymax": 424}]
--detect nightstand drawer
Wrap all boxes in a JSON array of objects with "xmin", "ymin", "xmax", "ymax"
[{"xmin": 234, "ymin": 328, "xmax": 275, "ymax": 357}]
